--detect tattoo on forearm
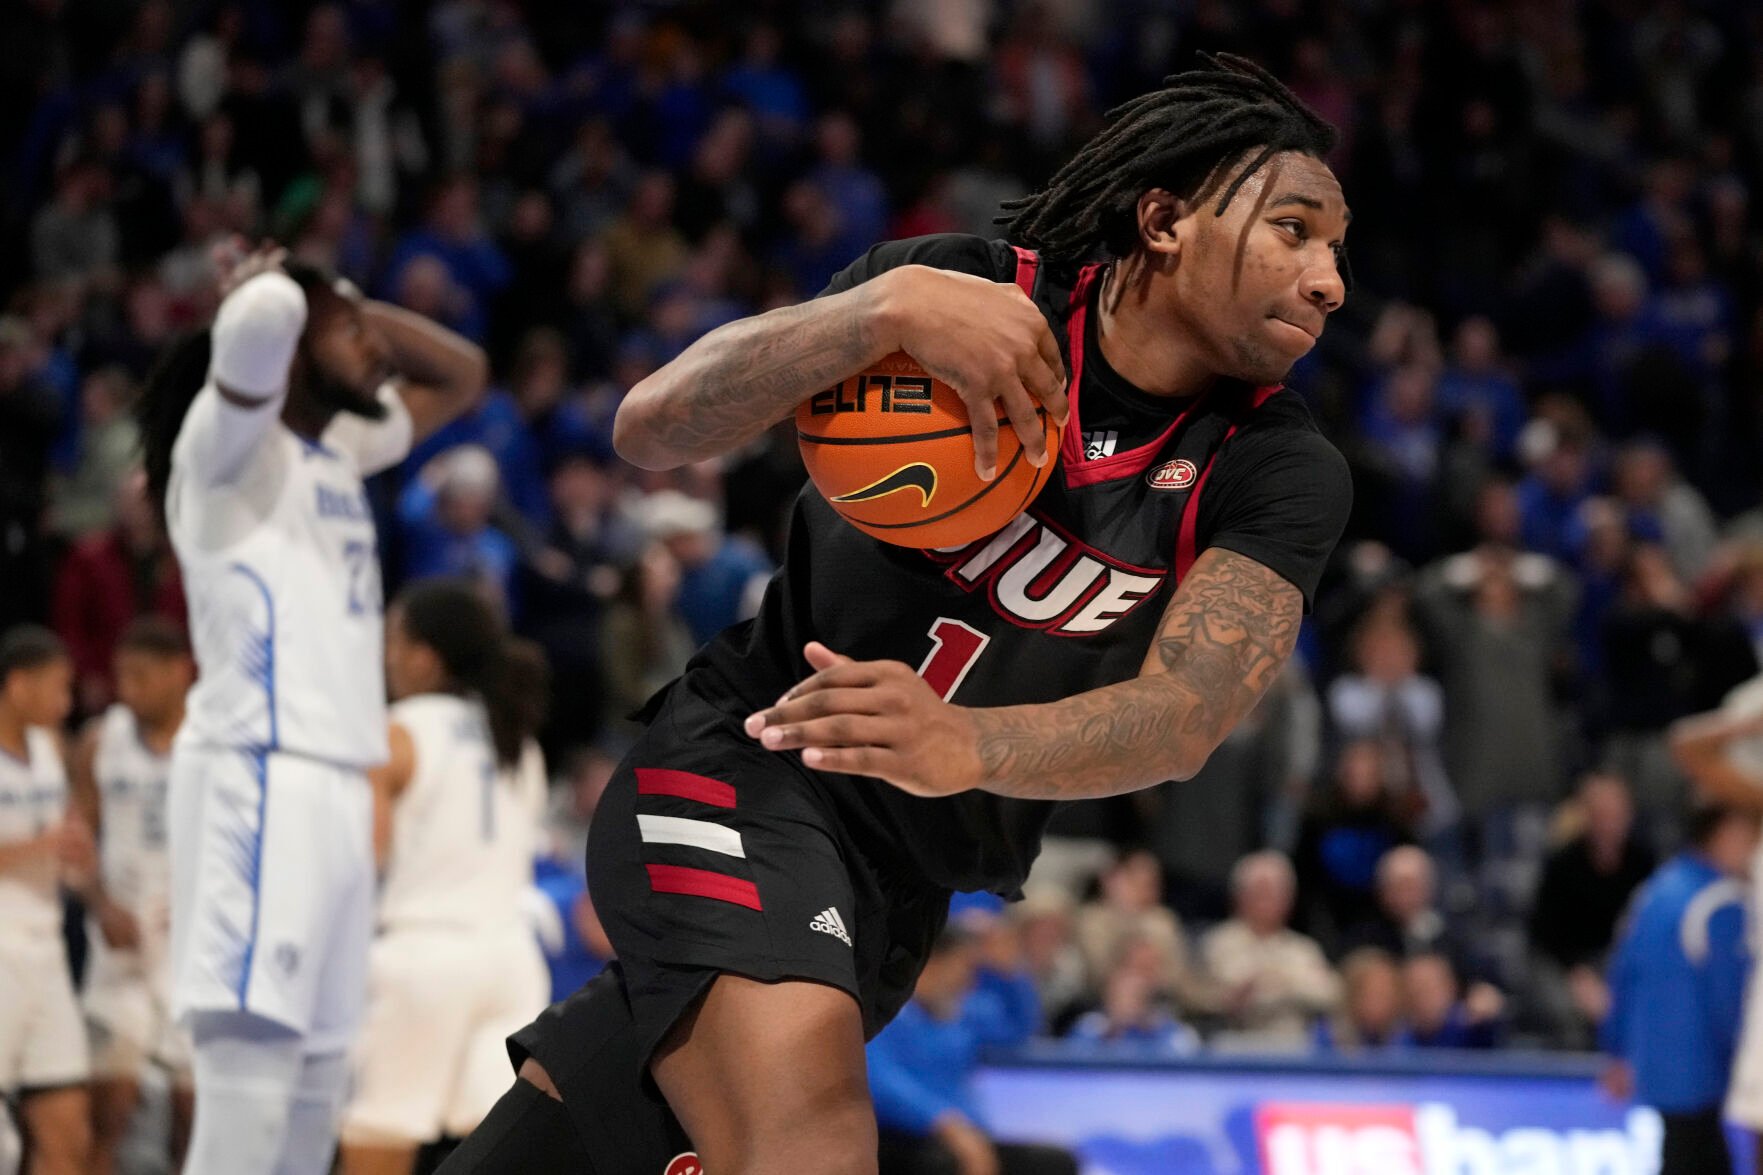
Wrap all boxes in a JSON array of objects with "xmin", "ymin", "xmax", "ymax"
[
  {"xmin": 973, "ymin": 548, "xmax": 1301, "ymax": 799},
  {"xmin": 640, "ymin": 295, "xmax": 876, "ymax": 461}
]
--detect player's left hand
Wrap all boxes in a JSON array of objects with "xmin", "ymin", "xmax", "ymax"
[{"xmin": 743, "ymin": 642, "xmax": 983, "ymax": 797}]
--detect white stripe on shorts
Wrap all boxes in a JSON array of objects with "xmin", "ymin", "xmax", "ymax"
[{"xmin": 636, "ymin": 813, "xmax": 746, "ymax": 858}]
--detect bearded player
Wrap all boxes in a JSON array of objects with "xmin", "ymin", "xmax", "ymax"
[
  {"xmin": 137, "ymin": 243, "xmax": 485, "ymax": 1174},
  {"xmin": 447, "ymin": 55, "xmax": 1353, "ymax": 1175}
]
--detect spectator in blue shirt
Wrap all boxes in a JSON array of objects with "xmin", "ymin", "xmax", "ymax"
[
  {"xmin": 1400, "ymin": 951, "xmax": 1503, "ymax": 1049},
  {"xmin": 807, "ymin": 112, "xmax": 888, "ymax": 260},
  {"xmin": 869, "ymin": 924, "xmax": 1077, "ymax": 1175},
  {"xmin": 636, "ymin": 491, "xmax": 772, "ymax": 648},
  {"xmin": 529, "ymin": 853, "xmax": 611, "ymax": 1004},
  {"xmin": 379, "ymin": 177, "xmax": 512, "ymax": 343},
  {"xmin": 1602, "ymin": 803, "xmax": 1759, "ymax": 1175},
  {"xmin": 1516, "ymin": 417, "xmax": 1597, "ymax": 563},
  {"xmin": 1434, "ymin": 316, "xmax": 1526, "ymax": 462},
  {"xmin": 721, "ymin": 24, "xmax": 810, "ymax": 153},
  {"xmin": 1065, "ymin": 965, "xmax": 1199, "ymax": 1056},
  {"xmin": 396, "ymin": 445, "xmax": 520, "ymax": 614}
]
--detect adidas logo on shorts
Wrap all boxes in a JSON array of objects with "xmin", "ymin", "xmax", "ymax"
[{"xmin": 809, "ymin": 906, "xmax": 852, "ymax": 947}]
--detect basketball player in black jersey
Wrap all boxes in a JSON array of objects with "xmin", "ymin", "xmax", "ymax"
[{"xmin": 440, "ymin": 55, "xmax": 1353, "ymax": 1175}]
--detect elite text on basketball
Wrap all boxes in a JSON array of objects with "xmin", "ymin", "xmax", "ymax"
[{"xmin": 808, "ymin": 374, "xmax": 934, "ymax": 415}]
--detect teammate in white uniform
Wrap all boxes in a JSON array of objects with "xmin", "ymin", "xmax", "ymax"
[
  {"xmin": 137, "ymin": 242, "xmax": 485, "ymax": 1175},
  {"xmin": 1672, "ymin": 672, "xmax": 1763, "ymax": 1142},
  {"xmin": 340, "ymin": 581, "xmax": 550, "ymax": 1175},
  {"xmin": 0, "ymin": 626, "xmax": 90, "ymax": 1175},
  {"xmin": 66, "ymin": 618, "xmax": 196, "ymax": 1174}
]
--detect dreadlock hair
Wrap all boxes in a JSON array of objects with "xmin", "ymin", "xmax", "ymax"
[
  {"xmin": 136, "ymin": 327, "xmax": 211, "ymax": 523},
  {"xmin": 135, "ymin": 259, "xmax": 349, "ymax": 520},
  {"xmin": 999, "ymin": 54, "xmax": 1337, "ymax": 263}
]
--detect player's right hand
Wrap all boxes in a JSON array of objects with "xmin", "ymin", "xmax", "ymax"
[
  {"xmin": 213, "ymin": 238, "xmax": 289, "ymax": 299},
  {"xmin": 877, "ymin": 265, "xmax": 1068, "ymax": 481}
]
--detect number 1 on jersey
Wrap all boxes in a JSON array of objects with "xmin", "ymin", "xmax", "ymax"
[{"xmin": 917, "ymin": 618, "xmax": 990, "ymax": 702}]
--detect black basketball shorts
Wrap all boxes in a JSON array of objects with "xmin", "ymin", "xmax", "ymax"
[{"xmin": 507, "ymin": 674, "xmax": 951, "ymax": 1155}]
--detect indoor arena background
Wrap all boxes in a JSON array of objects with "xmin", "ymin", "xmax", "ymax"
[{"xmin": 3, "ymin": 1, "xmax": 1763, "ymax": 1172}]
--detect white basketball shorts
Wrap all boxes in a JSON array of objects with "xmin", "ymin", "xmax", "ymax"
[
  {"xmin": 0, "ymin": 932, "xmax": 90, "ymax": 1092},
  {"xmin": 168, "ymin": 746, "xmax": 373, "ymax": 1056},
  {"xmin": 342, "ymin": 926, "xmax": 551, "ymax": 1143}
]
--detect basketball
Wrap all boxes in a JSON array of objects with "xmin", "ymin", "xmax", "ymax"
[{"xmin": 796, "ymin": 351, "xmax": 1062, "ymax": 549}]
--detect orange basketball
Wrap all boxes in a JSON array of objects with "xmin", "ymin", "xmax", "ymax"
[{"xmin": 796, "ymin": 351, "xmax": 1061, "ymax": 549}]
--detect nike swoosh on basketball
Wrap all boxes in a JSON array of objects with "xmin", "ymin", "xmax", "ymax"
[{"xmin": 830, "ymin": 462, "xmax": 937, "ymax": 508}]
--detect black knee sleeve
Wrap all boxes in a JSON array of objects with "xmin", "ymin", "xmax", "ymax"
[
  {"xmin": 488, "ymin": 966, "xmax": 700, "ymax": 1175},
  {"xmin": 436, "ymin": 1081, "xmax": 588, "ymax": 1174}
]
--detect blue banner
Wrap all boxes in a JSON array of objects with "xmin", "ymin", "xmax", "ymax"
[{"xmin": 974, "ymin": 1048, "xmax": 1751, "ymax": 1175}]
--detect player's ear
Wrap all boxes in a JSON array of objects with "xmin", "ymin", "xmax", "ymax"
[{"xmin": 1136, "ymin": 189, "xmax": 1185, "ymax": 260}]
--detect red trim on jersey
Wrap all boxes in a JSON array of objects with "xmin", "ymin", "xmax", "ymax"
[
  {"xmin": 1058, "ymin": 265, "xmax": 1235, "ymax": 490},
  {"xmin": 1010, "ymin": 246, "xmax": 1040, "ymax": 297},
  {"xmin": 635, "ymin": 768, "xmax": 736, "ymax": 808},
  {"xmin": 1056, "ymin": 264, "xmax": 1104, "ymax": 475},
  {"xmin": 1065, "ymin": 389, "xmax": 1213, "ymax": 489},
  {"xmin": 1173, "ymin": 452, "xmax": 1222, "ymax": 582},
  {"xmin": 645, "ymin": 864, "xmax": 763, "ymax": 910},
  {"xmin": 1171, "ymin": 385, "xmax": 1282, "ymax": 581}
]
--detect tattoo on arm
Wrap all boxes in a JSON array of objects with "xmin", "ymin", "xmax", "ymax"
[
  {"xmin": 971, "ymin": 547, "xmax": 1302, "ymax": 799},
  {"xmin": 623, "ymin": 288, "xmax": 883, "ymax": 467}
]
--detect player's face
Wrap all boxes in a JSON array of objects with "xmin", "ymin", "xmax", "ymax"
[
  {"xmin": 1169, "ymin": 151, "xmax": 1350, "ymax": 384},
  {"xmin": 303, "ymin": 299, "xmax": 393, "ymax": 420},
  {"xmin": 113, "ymin": 650, "xmax": 192, "ymax": 727},
  {"xmin": 6, "ymin": 658, "xmax": 72, "ymax": 728},
  {"xmin": 383, "ymin": 605, "xmax": 439, "ymax": 701}
]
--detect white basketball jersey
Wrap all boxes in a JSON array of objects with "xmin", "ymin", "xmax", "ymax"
[
  {"xmin": 0, "ymin": 728, "xmax": 68, "ymax": 938},
  {"xmin": 93, "ymin": 705, "xmax": 173, "ymax": 915},
  {"xmin": 379, "ymin": 695, "xmax": 545, "ymax": 932},
  {"xmin": 168, "ymin": 379, "xmax": 409, "ymax": 768}
]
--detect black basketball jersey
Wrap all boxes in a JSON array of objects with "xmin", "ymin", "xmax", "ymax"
[{"xmin": 682, "ymin": 234, "xmax": 1351, "ymax": 894}]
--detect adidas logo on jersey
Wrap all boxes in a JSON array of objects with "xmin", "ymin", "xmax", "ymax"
[
  {"xmin": 1082, "ymin": 430, "xmax": 1119, "ymax": 460},
  {"xmin": 809, "ymin": 906, "xmax": 852, "ymax": 947}
]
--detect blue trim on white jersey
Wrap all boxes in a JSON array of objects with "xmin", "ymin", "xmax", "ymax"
[
  {"xmin": 223, "ymin": 562, "xmax": 276, "ymax": 1009},
  {"xmin": 227, "ymin": 562, "xmax": 279, "ymax": 750},
  {"xmin": 237, "ymin": 748, "xmax": 269, "ymax": 1008}
]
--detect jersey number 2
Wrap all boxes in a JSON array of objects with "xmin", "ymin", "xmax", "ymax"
[
  {"xmin": 916, "ymin": 618, "xmax": 990, "ymax": 702},
  {"xmin": 343, "ymin": 540, "xmax": 379, "ymax": 616}
]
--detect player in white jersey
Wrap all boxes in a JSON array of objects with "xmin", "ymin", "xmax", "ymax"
[
  {"xmin": 340, "ymin": 580, "xmax": 550, "ymax": 1175},
  {"xmin": 66, "ymin": 618, "xmax": 196, "ymax": 1174},
  {"xmin": 0, "ymin": 626, "xmax": 90, "ymax": 1175},
  {"xmin": 136, "ymin": 242, "xmax": 485, "ymax": 1175},
  {"xmin": 1671, "ymin": 672, "xmax": 1763, "ymax": 1142}
]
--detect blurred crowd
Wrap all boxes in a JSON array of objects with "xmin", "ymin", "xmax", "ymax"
[{"xmin": 5, "ymin": 0, "xmax": 1763, "ymax": 1062}]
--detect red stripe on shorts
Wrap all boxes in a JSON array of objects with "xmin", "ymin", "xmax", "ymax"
[
  {"xmin": 635, "ymin": 768, "xmax": 736, "ymax": 808},
  {"xmin": 645, "ymin": 864, "xmax": 763, "ymax": 910}
]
